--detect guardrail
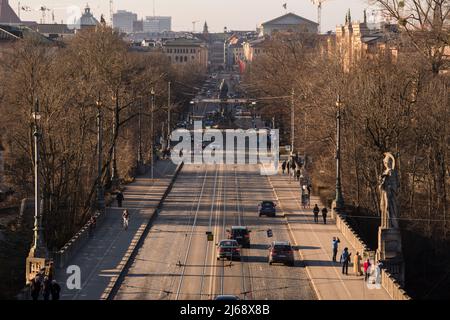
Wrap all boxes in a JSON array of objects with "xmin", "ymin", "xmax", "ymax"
[{"xmin": 53, "ymin": 209, "xmax": 105, "ymax": 269}]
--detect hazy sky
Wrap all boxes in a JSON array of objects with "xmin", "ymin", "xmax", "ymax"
[{"xmin": 11, "ymin": 0, "xmax": 379, "ymax": 33}]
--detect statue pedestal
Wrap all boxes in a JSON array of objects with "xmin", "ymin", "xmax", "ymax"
[{"xmin": 377, "ymin": 227, "xmax": 405, "ymax": 285}]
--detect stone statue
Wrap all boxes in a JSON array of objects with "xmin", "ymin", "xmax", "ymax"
[{"xmin": 379, "ymin": 152, "xmax": 399, "ymax": 229}]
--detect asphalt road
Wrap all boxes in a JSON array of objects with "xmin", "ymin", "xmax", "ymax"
[{"xmin": 114, "ymin": 163, "xmax": 316, "ymax": 300}]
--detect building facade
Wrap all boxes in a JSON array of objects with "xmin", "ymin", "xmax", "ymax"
[
  {"xmin": 261, "ymin": 12, "xmax": 318, "ymax": 36},
  {"xmin": 113, "ymin": 10, "xmax": 138, "ymax": 33},
  {"xmin": 163, "ymin": 38, "xmax": 208, "ymax": 68},
  {"xmin": 143, "ymin": 16, "xmax": 171, "ymax": 33}
]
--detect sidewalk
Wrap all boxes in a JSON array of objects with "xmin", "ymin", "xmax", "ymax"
[
  {"xmin": 268, "ymin": 172, "xmax": 392, "ymax": 300},
  {"xmin": 57, "ymin": 160, "xmax": 177, "ymax": 300}
]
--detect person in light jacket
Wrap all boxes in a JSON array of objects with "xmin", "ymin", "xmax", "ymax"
[{"xmin": 353, "ymin": 252, "xmax": 362, "ymax": 276}]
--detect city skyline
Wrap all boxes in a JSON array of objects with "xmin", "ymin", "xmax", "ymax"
[{"xmin": 10, "ymin": 0, "xmax": 377, "ymax": 32}]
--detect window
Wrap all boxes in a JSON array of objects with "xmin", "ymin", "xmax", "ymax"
[
  {"xmin": 175, "ymin": 56, "xmax": 179, "ymax": 62},
  {"xmin": 184, "ymin": 56, "xmax": 187, "ymax": 62}
]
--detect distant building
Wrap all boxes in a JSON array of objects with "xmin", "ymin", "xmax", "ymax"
[
  {"xmin": 243, "ymin": 37, "xmax": 270, "ymax": 63},
  {"xmin": 260, "ymin": 12, "xmax": 318, "ymax": 36},
  {"xmin": 333, "ymin": 15, "xmax": 399, "ymax": 71},
  {"xmin": 113, "ymin": 10, "xmax": 138, "ymax": 33},
  {"xmin": 133, "ymin": 20, "xmax": 144, "ymax": 33},
  {"xmin": 163, "ymin": 37, "xmax": 208, "ymax": 68},
  {"xmin": 143, "ymin": 16, "xmax": 171, "ymax": 33},
  {"xmin": 29, "ymin": 24, "xmax": 75, "ymax": 40},
  {"xmin": 194, "ymin": 22, "xmax": 228, "ymax": 71},
  {"xmin": 74, "ymin": 5, "xmax": 99, "ymax": 30},
  {"xmin": 0, "ymin": 0, "xmax": 20, "ymax": 24}
]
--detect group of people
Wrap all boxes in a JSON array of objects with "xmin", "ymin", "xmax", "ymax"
[
  {"xmin": 332, "ymin": 236, "xmax": 382, "ymax": 282},
  {"xmin": 30, "ymin": 262, "xmax": 61, "ymax": 301},
  {"xmin": 281, "ymin": 159, "xmax": 302, "ymax": 181},
  {"xmin": 312, "ymin": 204, "xmax": 328, "ymax": 224}
]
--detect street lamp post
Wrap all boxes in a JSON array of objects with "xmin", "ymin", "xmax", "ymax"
[
  {"xmin": 29, "ymin": 99, "xmax": 48, "ymax": 260},
  {"xmin": 291, "ymin": 88, "xmax": 295, "ymax": 155},
  {"xmin": 96, "ymin": 99, "xmax": 105, "ymax": 212},
  {"xmin": 150, "ymin": 88, "xmax": 155, "ymax": 179},
  {"xmin": 335, "ymin": 95, "xmax": 344, "ymax": 211},
  {"xmin": 138, "ymin": 99, "xmax": 143, "ymax": 166},
  {"xmin": 167, "ymin": 81, "xmax": 171, "ymax": 148},
  {"xmin": 111, "ymin": 95, "xmax": 119, "ymax": 188}
]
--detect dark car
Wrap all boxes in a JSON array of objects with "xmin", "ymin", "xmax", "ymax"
[
  {"xmin": 227, "ymin": 226, "xmax": 251, "ymax": 248},
  {"xmin": 268, "ymin": 241, "xmax": 295, "ymax": 266},
  {"xmin": 258, "ymin": 201, "xmax": 277, "ymax": 217},
  {"xmin": 217, "ymin": 239, "xmax": 241, "ymax": 260},
  {"xmin": 215, "ymin": 295, "xmax": 240, "ymax": 300}
]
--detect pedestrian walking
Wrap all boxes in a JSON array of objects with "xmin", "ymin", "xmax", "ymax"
[
  {"xmin": 122, "ymin": 209, "xmax": 130, "ymax": 230},
  {"xmin": 30, "ymin": 276, "xmax": 41, "ymax": 301},
  {"xmin": 313, "ymin": 204, "xmax": 320, "ymax": 223},
  {"xmin": 322, "ymin": 207, "xmax": 328, "ymax": 224},
  {"xmin": 281, "ymin": 160, "xmax": 287, "ymax": 174},
  {"xmin": 340, "ymin": 247, "xmax": 351, "ymax": 275},
  {"xmin": 363, "ymin": 259, "xmax": 371, "ymax": 281},
  {"xmin": 332, "ymin": 237, "xmax": 340, "ymax": 262},
  {"xmin": 296, "ymin": 169, "xmax": 301, "ymax": 181},
  {"xmin": 286, "ymin": 161, "xmax": 290, "ymax": 175},
  {"xmin": 354, "ymin": 252, "xmax": 362, "ymax": 276},
  {"xmin": 116, "ymin": 191, "xmax": 124, "ymax": 208},
  {"xmin": 47, "ymin": 261, "xmax": 55, "ymax": 282},
  {"xmin": 51, "ymin": 280, "xmax": 61, "ymax": 300},
  {"xmin": 42, "ymin": 276, "xmax": 51, "ymax": 301}
]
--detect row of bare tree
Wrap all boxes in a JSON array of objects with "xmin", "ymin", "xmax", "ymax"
[
  {"xmin": 244, "ymin": 0, "xmax": 449, "ymax": 298},
  {"xmin": 0, "ymin": 26, "xmax": 205, "ymax": 249}
]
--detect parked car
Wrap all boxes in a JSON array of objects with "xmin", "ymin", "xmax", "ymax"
[
  {"xmin": 217, "ymin": 239, "xmax": 241, "ymax": 260},
  {"xmin": 227, "ymin": 226, "xmax": 251, "ymax": 248},
  {"xmin": 268, "ymin": 241, "xmax": 295, "ymax": 266},
  {"xmin": 258, "ymin": 201, "xmax": 276, "ymax": 217},
  {"xmin": 215, "ymin": 295, "xmax": 240, "ymax": 300}
]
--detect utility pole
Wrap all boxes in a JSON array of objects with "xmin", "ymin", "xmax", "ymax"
[
  {"xmin": 167, "ymin": 81, "xmax": 171, "ymax": 148},
  {"xmin": 150, "ymin": 88, "xmax": 155, "ymax": 179},
  {"xmin": 96, "ymin": 99, "xmax": 105, "ymax": 212},
  {"xmin": 291, "ymin": 88, "xmax": 295, "ymax": 155},
  {"xmin": 335, "ymin": 94, "xmax": 344, "ymax": 211}
]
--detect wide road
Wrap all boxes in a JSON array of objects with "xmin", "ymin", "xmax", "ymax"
[{"xmin": 113, "ymin": 163, "xmax": 316, "ymax": 300}]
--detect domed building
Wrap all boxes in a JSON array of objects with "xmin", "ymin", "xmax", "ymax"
[{"xmin": 77, "ymin": 4, "xmax": 99, "ymax": 29}]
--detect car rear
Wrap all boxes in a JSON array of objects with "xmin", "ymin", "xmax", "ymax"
[
  {"xmin": 217, "ymin": 240, "xmax": 241, "ymax": 260},
  {"xmin": 259, "ymin": 201, "xmax": 276, "ymax": 217},
  {"xmin": 269, "ymin": 242, "xmax": 294, "ymax": 266},
  {"xmin": 230, "ymin": 227, "xmax": 251, "ymax": 248}
]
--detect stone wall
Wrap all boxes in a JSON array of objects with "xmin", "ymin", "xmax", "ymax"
[{"xmin": 333, "ymin": 209, "xmax": 411, "ymax": 300}]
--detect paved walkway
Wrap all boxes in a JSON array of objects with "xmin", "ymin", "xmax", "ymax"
[
  {"xmin": 268, "ymin": 172, "xmax": 392, "ymax": 300},
  {"xmin": 57, "ymin": 160, "xmax": 177, "ymax": 300}
]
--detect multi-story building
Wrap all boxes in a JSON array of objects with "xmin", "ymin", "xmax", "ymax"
[
  {"xmin": 243, "ymin": 37, "xmax": 270, "ymax": 63},
  {"xmin": 163, "ymin": 37, "xmax": 208, "ymax": 69},
  {"xmin": 260, "ymin": 12, "xmax": 318, "ymax": 36},
  {"xmin": 0, "ymin": 0, "xmax": 20, "ymax": 24},
  {"xmin": 143, "ymin": 16, "xmax": 172, "ymax": 33},
  {"xmin": 333, "ymin": 17, "xmax": 399, "ymax": 71},
  {"xmin": 113, "ymin": 10, "xmax": 138, "ymax": 34}
]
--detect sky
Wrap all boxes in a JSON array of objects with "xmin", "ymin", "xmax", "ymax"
[{"xmin": 10, "ymin": 0, "xmax": 380, "ymax": 33}]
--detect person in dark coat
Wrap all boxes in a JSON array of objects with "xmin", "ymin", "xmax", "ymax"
[
  {"xmin": 42, "ymin": 276, "xmax": 51, "ymax": 301},
  {"xmin": 116, "ymin": 191, "xmax": 124, "ymax": 207},
  {"xmin": 322, "ymin": 207, "xmax": 328, "ymax": 224},
  {"xmin": 30, "ymin": 276, "xmax": 41, "ymax": 301},
  {"xmin": 281, "ymin": 160, "xmax": 287, "ymax": 174},
  {"xmin": 313, "ymin": 204, "xmax": 320, "ymax": 223},
  {"xmin": 340, "ymin": 247, "xmax": 351, "ymax": 275},
  {"xmin": 51, "ymin": 280, "xmax": 61, "ymax": 300}
]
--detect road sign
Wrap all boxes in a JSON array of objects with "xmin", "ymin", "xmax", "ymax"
[
  {"xmin": 206, "ymin": 231, "xmax": 214, "ymax": 242},
  {"xmin": 267, "ymin": 229, "xmax": 273, "ymax": 238}
]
